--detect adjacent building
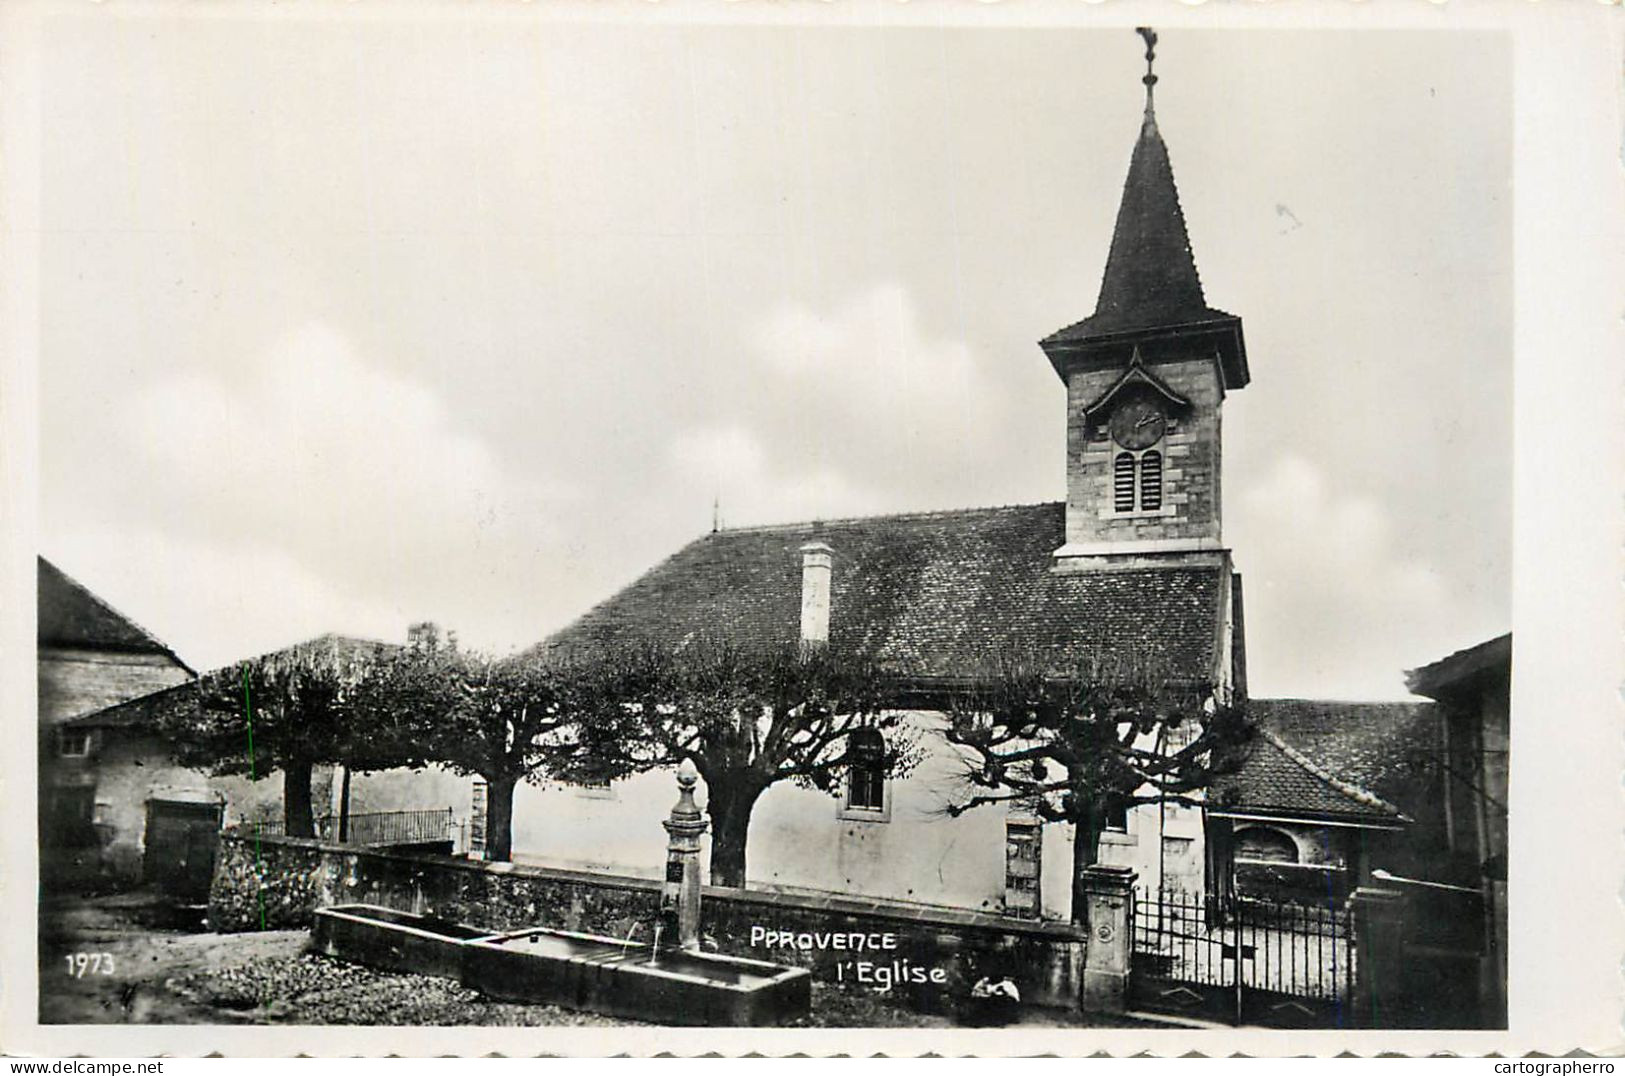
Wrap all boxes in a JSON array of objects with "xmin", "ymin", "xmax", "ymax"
[{"xmin": 38, "ymin": 557, "xmax": 201, "ymax": 886}]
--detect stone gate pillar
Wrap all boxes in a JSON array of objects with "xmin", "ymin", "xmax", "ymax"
[
  {"xmin": 1350, "ymin": 885, "xmax": 1409, "ymax": 1028},
  {"xmin": 1080, "ymin": 863, "xmax": 1137, "ymax": 1014},
  {"xmin": 661, "ymin": 759, "xmax": 708, "ymax": 951}
]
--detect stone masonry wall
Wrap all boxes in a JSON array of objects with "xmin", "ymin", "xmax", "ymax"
[
  {"xmin": 1065, "ymin": 355, "xmax": 1223, "ymax": 550},
  {"xmin": 210, "ymin": 834, "xmax": 1086, "ymax": 1013},
  {"xmin": 38, "ymin": 648, "xmax": 192, "ymax": 725}
]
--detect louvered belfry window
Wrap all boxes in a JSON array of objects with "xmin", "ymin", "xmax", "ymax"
[
  {"xmin": 1113, "ymin": 452, "xmax": 1137, "ymax": 512},
  {"xmin": 1139, "ymin": 450, "xmax": 1163, "ymax": 511}
]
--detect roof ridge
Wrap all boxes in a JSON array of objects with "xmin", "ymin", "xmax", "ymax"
[
  {"xmin": 1251, "ymin": 697, "xmax": 1432, "ymax": 707},
  {"xmin": 38, "ymin": 556, "xmax": 196, "ymax": 675},
  {"xmin": 1258, "ymin": 727, "xmax": 1407, "ymax": 820},
  {"xmin": 712, "ymin": 501, "xmax": 1063, "ymax": 537},
  {"xmin": 203, "ymin": 631, "xmax": 398, "ymax": 673}
]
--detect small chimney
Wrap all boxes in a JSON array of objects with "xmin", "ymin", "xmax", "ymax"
[{"xmin": 798, "ymin": 541, "xmax": 834, "ymax": 647}]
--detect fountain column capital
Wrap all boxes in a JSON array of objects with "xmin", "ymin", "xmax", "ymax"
[{"xmin": 663, "ymin": 758, "xmax": 708, "ymax": 841}]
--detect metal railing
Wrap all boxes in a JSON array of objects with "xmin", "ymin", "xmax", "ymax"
[
  {"xmin": 1132, "ymin": 887, "xmax": 1355, "ymax": 1002},
  {"xmin": 229, "ymin": 808, "xmax": 454, "ymax": 847}
]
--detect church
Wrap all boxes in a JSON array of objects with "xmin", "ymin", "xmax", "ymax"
[{"xmin": 485, "ymin": 34, "xmax": 1253, "ymax": 919}]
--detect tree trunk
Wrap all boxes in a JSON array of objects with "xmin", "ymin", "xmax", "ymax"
[
  {"xmin": 1070, "ymin": 806, "xmax": 1103, "ymax": 926},
  {"xmin": 485, "ymin": 774, "xmax": 518, "ymax": 864},
  {"xmin": 706, "ymin": 780, "xmax": 764, "ymax": 888},
  {"xmin": 284, "ymin": 759, "xmax": 316, "ymax": 838}
]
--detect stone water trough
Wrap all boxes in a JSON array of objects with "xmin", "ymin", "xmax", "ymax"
[
  {"xmin": 463, "ymin": 925, "xmax": 812, "ymax": 1026},
  {"xmin": 310, "ymin": 767, "xmax": 811, "ymax": 1025},
  {"xmin": 311, "ymin": 904, "xmax": 812, "ymax": 1027}
]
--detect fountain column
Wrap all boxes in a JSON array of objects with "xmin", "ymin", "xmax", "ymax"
[{"xmin": 661, "ymin": 759, "xmax": 708, "ymax": 951}]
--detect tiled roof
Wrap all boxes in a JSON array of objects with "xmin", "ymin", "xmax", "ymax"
[
  {"xmin": 64, "ymin": 633, "xmax": 394, "ymax": 730},
  {"xmin": 541, "ymin": 502, "xmax": 1227, "ymax": 683},
  {"xmin": 1405, "ymin": 633, "xmax": 1511, "ymax": 701},
  {"xmin": 1042, "ymin": 108, "xmax": 1233, "ymax": 347},
  {"xmin": 1213, "ymin": 699, "xmax": 1441, "ymax": 825},
  {"xmin": 64, "ymin": 680, "xmax": 197, "ymax": 729},
  {"xmin": 37, "ymin": 557, "xmax": 193, "ymax": 671}
]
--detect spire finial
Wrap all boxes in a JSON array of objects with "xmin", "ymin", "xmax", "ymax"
[{"xmin": 1136, "ymin": 27, "xmax": 1159, "ymax": 97}]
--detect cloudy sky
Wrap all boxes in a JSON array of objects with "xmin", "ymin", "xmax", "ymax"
[{"xmin": 37, "ymin": 12, "xmax": 1511, "ymax": 699}]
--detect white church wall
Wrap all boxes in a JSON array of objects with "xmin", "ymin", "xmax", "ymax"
[
  {"xmin": 498, "ymin": 710, "xmax": 1011, "ymax": 912},
  {"xmin": 365, "ymin": 707, "xmax": 1216, "ymax": 916}
]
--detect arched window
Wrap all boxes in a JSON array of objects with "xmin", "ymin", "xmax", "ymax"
[
  {"xmin": 1113, "ymin": 453, "xmax": 1137, "ymax": 513},
  {"xmin": 846, "ymin": 728, "xmax": 886, "ymax": 812},
  {"xmin": 1235, "ymin": 826, "xmax": 1299, "ymax": 864},
  {"xmin": 1139, "ymin": 450, "xmax": 1163, "ymax": 511}
]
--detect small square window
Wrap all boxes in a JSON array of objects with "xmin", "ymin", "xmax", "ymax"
[
  {"xmin": 1104, "ymin": 801, "xmax": 1129, "ymax": 833},
  {"xmin": 848, "ymin": 766, "xmax": 885, "ymax": 811},
  {"xmin": 59, "ymin": 730, "xmax": 91, "ymax": 757}
]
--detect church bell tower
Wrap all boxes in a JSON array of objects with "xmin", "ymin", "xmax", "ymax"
[{"xmin": 1042, "ymin": 29, "xmax": 1249, "ymax": 569}]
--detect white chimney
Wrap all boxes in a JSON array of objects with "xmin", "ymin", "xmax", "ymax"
[{"xmin": 798, "ymin": 541, "xmax": 834, "ymax": 647}]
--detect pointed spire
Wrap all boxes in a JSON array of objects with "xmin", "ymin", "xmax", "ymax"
[
  {"xmin": 1089, "ymin": 27, "xmax": 1208, "ymax": 335},
  {"xmin": 1039, "ymin": 27, "xmax": 1250, "ymax": 391}
]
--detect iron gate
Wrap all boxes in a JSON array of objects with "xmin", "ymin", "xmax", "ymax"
[{"xmin": 1130, "ymin": 889, "xmax": 1356, "ymax": 1027}]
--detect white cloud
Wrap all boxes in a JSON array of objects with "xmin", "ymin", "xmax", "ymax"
[
  {"xmin": 667, "ymin": 424, "xmax": 879, "ymax": 526},
  {"xmin": 749, "ymin": 281, "xmax": 995, "ymax": 436},
  {"xmin": 82, "ymin": 322, "xmax": 580, "ymax": 664},
  {"xmin": 1231, "ymin": 455, "xmax": 1469, "ymax": 700},
  {"xmin": 667, "ymin": 282, "xmax": 1012, "ymax": 528},
  {"xmin": 124, "ymin": 323, "xmax": 558, "ymax": 558},
  {"xmin": 46, "ymin": 525, "xmax": 411, "ymax": 672}
]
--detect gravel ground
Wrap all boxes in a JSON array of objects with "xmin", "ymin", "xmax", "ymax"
[{"xmin": 169, "ymin": 953, "xmax": 647, "ymax": 1026}]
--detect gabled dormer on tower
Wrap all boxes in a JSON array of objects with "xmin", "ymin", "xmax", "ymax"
[{"xmin": 1043, "ymin": 29, "xmax": 1249, "ymax": 566}]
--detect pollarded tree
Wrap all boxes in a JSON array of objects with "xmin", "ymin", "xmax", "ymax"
[
  {"xmin": 351, "ymin": 637, "xmax": 629, "ymax": 863},
  {"xmin": 941, "ymin": 651, "xmax": 1251, "ymax": 923},
  {"xmin": 585, "ymin": 635, "xmax": 922, "ymax": 888},
  {"xmin": 159, "ymin": 635, "xmax": 388, "ymax": 838}
]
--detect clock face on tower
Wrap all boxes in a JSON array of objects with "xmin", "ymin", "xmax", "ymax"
[{"xmin": 1108, "ymin": 396, "xmax": 1166, "ymax": 450}]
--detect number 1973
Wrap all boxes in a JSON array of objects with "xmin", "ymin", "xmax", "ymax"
[{"xmin": 65, "ymin": 952, "xmax": 115, "ymax": 977}]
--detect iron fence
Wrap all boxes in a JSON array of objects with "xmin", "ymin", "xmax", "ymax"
[
  {"xmin": 229, "ymin": 808, "xmax": 454, "ymax": 847},
  {"xmin": 1132, "ymin": 887, "xmax": 1355, "ymax": 1002}
]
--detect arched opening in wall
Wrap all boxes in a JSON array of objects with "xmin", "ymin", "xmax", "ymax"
[
  {"xmin": 1113, "ymin": 452, "xmax": 1137, "ymax": 512},
  {"xmin": 1139, "ymin": 450, "xmax": 1163, "ymax": 510},
  {"xmin": 1234, "ymin": 825, "xmax": 1299, "ymax": 864}
]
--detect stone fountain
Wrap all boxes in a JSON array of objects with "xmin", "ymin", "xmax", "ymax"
[{"xmin": 311, "ymin": 762, "xmax": 812, "ymax": 1026}]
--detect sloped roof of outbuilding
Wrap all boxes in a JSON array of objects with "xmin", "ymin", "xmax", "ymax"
[
  {"xmin": 1212, "ymin": 699, "xmax": 1441, "ymax": 827},
  {"xmin": 1405, "ymin": 633, "xmax": 1511, "ymax": 701},
  {"xmin": 540, "ymin": 502, "xmax": 1228, "ymax": 685}
]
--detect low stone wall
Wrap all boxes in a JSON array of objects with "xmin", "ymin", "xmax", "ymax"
[{"xmin": 210, "ymin": 833, "xmax": 1086, "ymax": 1013}]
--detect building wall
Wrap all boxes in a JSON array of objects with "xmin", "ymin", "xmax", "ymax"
[
  {"xmin": 38, "ymin": 647, "xmax": 191, "ymax": 726},
  {"xmin": 49, "ymin": 728, "xmax": 284, "ymax": 882},
  {"xmin": 491, "ymin": 710, "xmax": 1198, "ymax": 921},
  {"xmin": 1065, "ymin": 356, "xmax": 1224, "ymax": 550},
  {"xmin": 502, "ymin": 712, "xmax": 1014, "ymax": 912}
]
